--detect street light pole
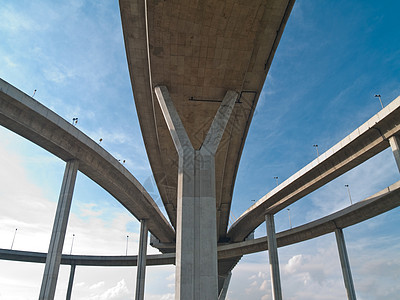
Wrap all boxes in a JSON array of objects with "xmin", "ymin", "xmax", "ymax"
[
  {"xmin": 69, "ymin": 234, "xmax": 75, "ymax": 255},
  {"xmin": 10, "ymin": 228, "xmax": 17, "ymax": 250},
  {"xmin": 287, "ymin": 209, "xmax": 292, "ymax": 229},
  {"xmin": 126, "ymin": 235, "xmax": 129, "ymax": 256},
  {"xmin": 345, "ymin": 185, "xmax": 353, "ymax": 205},
  {"xmin": 313, "ymin": 144, "xmax": 319, "ymax": 157},
  {"xmin": 374, "ymin": 94, "xmax": 384, "ymax": 109},
  {"xmin": 274, "ymin": 176, "xmax": 279, "ymax": 186}
]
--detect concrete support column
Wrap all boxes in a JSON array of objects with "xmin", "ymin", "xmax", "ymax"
[
  {"xmin": 155, "ymin": 86, "xmax": 237, "ymax": 300},
  {"xmin": 389, "ymin": 135, "xmax": 400, "ymax": 172},
  {"xmin": 66, "ymin": 264, "xmax": 76, "ymax": 300},
  {"xmin": 334, "ymin": 228, "xmax": 357, "ymax": 300},
  {"xmin": 265, "ymin": 214, "xmax": 282, "ymax": 300},
  {"xmin": 135, "ymin": 219, "xmax": 148, "ymax": 300},
  {"xmin": 218, "ymin": 272, "xmax": 232, "ymax": 300},
  {"xmin": 39, "ymin": 159, "xmax": 79, "ymax": 300}
]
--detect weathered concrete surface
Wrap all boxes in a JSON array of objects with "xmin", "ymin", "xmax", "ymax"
[
  {"xmin": 0, "ymin": 78, "xmax": 174, "ymax": 244},
  {"xmin": 155, "ymin": 86, "xmax": 237, "ymax": 299},
  {"xmin": 119, "ymin": 0, "xmax": 296, "ymax": 241},
  {"xmin": 228, "ymin": 96, "xmax": 400, "ymax": 242},
  {"xmin": 39, "ymin": 160, "xmax": 79, "ymax": 300}
]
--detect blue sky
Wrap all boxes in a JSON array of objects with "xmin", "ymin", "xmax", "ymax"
[{"xmin": 0, "ymin": 0, "xmax": 399, "ymax": 299}]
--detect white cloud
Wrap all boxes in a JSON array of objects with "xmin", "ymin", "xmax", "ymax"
[
  {"xmin": 283, "ymin": 254, "xmax": 302, "ymax": 274},
  {"xmin": 0, "ymin": 7, "xmax": 42, "ymax": 32},
  {"xmin": 166, "ymin": 273, "xmax": 175, "ymax": 281},
  {"xmin": 259, "ymin": 280, "xmax": 268, "ymax": 291},
  {"xmin": 88, "ymin": 279, "xmax": 129, "ymax": 300},
  {"xmin": 77, "ymin": 203, "xmax": 104, "ymax": 218},
  {"xmin": 89, "ymin": 281, "xmax": 105, "ymax": 290}
]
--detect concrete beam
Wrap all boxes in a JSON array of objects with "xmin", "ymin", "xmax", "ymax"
[
  {"xmin": 0, "ymin": 249, "xmax": 175, "ymax": 266},
  {"xmin": 265, "ymin": 214, "xmax": 282, "ymax": 300},
  {"xmin": 39, "ymin": 160, "xmax": 79, "ymax": 300},
  {"xmin": 135, "ymin": 219, "xmax": 148, "ymax": 300},
  {"xmin": 335, "ymin": 228, "xmax": 357, "ymax": 300}
]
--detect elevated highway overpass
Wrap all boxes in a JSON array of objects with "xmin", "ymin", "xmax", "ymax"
[
  {"xmin": 228, "ymin": 96, "xmax": 400, "ymax": 242},
  {"xmin": 119, "ymin": 0, "xmax": 295, "ymax": 240},
  {"xmin": 119, "ymin": 0, "xmax": 296, "ymax": 297},
  {"xmin": 3, "ymin": 178, "xmax": 399, "ymax": 264},
  {"xmin": 0, "ymin": 78, "xmax": 174, "ymax": 243},
  {"xmin": 1, "ymin": 78, "xmax": 400, "ymax": 299},
  {"xmin": 1, "ymin": 0, "xmax": 399, "ymax": 299}
]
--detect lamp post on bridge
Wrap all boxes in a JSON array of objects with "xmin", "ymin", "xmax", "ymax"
[
  {"xmin": 374, "ymin": 94, "xmax": 384, "ymax": 109},
  {"xmin": 313, "ymin": 144, "xmax": 319, "ymax": 157},
  {"xmin": 287, "ymin": 209, "xmax": 292, "ymax": 229},
  {"xmin": 10, "ymin": 228, "xmax": 17, "ymax": 250},
  {"xmin": 345, "ymin": 185, "xmax": 353, "ymax": 205}
]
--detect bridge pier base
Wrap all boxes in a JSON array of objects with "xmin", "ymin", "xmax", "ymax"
[
  {"xmin": 155, "ymin": 86, "xmax": 237, "ymax": 300},
  {"xmin": 335, "ymin": 228, "xmax": 357, "ymax": 300},
  {"xmin": 39, "ymin": 159, "xmax": 79, "ymax": 300},
  {"xmin": 389, "ymin": 135, "xmax": 400, "ymax": 172},
  {"xmin": 265, "ymin": 214, "xmax": 282, "ymax": 300},
  {"xmin": 135, "ymin": 219, "xmax": 148, "ymax": 300}
]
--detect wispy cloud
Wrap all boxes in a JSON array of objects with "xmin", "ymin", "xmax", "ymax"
[
  {"xmin": 89, "ymin": 281, "xmax": 105, "ymax": 290},
  {"xmin": 88, "ymin": 279, "xmax": 129, "ymax": 300}
]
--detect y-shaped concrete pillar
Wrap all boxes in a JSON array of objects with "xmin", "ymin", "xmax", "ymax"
[
  {"xmin": 155, "ymin": 86, "xmax": 237, "ymax": 300},
  {"xmin": 265, "ymin": 214, "xmax": 282, "ymax": 300},
  {"xmin": 389, "ymin": 135, "xmax": 400, "ymax": 172},
  {"xmin": 39, "ymin": 159, "xmax": 79, "ymax": 299},
  {"xmin": 135, "ymin": 219, "xmax": 148, "ymax": 300},
  {"xmin": 335, "ymin": 228, "xmax": 357, "ymax": 300}
]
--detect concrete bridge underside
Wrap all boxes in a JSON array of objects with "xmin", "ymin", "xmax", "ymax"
[
  {"xmin": 119, "ymin": 0, "xmax": 295, "ymax": 240},
  {"xmin": 1, "ymin": 0, "xmax": 399, "ymax": 299},
  {"xmin": 120, "ymin": 0, "xmax": 295, "ymax": 297}
]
